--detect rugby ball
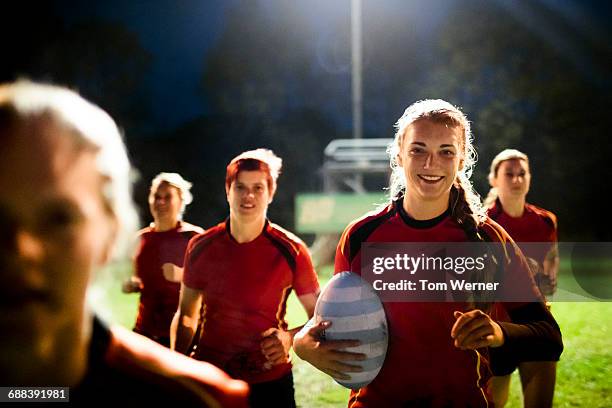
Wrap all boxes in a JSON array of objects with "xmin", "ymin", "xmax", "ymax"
[{"xmin": 315, "ymin": 271, "xmax": 388, "ymax": 389}]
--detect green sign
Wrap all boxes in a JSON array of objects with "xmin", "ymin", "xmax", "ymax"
[{"xmin": 295, "ymin": 193, "xmax": 387, "ymax": 233}]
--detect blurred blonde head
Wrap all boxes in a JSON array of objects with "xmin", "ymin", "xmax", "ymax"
[
  {"xmin": 0, "ymin": 80, "xmax": 138, "ymax": 258},
  {"xmin": 149, "ymin": 172, "xmax": 193, "ymax": 218}
]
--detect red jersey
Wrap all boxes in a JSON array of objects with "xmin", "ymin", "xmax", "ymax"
[
  {"xmin": 183, "ymin": 219, "xmax": 319, "ymax": 384},
  {"xmin": 335, "ymin": 201, "xmax": 541, "ymax": 408},
  {"xmin": 487, "ymin": 199, "xmax": 557, "ymax": 266},
  {"xmin": 134, "ymin": 221, "xmax": 203, "ymax": 339}
]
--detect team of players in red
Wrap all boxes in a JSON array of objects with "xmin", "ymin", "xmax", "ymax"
[{"xmin": 128, "ymin": 106, "xmax": 561, "ymax": 407}]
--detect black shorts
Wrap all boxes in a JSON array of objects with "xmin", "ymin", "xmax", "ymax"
[{"xmin": 249, "ymin": 372, "xmax": 296, "ymax": 408}]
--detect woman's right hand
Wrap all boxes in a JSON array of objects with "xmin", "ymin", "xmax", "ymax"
[
  {"xmin": 122, "ymin": 276, "xmax": 143, "ymax": 293},
  {"xmin": 293, "ymin": 320, "xmax": 366, "ymax": 380}
]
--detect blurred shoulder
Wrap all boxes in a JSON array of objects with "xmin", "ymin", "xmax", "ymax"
[
  {"xmin": 106, "ymin": 325, "xmax": 249, "ymax": 407},
  {"xmin": 136, "ymin": 225, "xmax": 154, "ymax": 238},
  {"xmin": 178, "ymin": 221, "xmax": 205, "ymax": 235}
]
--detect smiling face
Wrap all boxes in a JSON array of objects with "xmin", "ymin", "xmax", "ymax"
[
  {"xmin": 398, "ymin": 118, "xmax": 464, "ymax": 212},
  {"xmin": 491, "ymin": 158, "xmax": 531, "ymax": 201},
  {"xmin": 0, "ymin": 117, "xmax": 115, "ymax": 383},
  {"xmin": 226, "ymin": 170, "xmax": 273, "ymax": 223}
]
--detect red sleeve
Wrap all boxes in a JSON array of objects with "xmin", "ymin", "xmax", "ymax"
[
  {"xmin": 292, "ymin": 243, "xmax": 320, "ymax": 296},
  {"xmin": 550, "ymin": 217, "xmax": 558, "ymax": 244},
  {"xmin": 334, "ymin": 225, "xmax": 352, "ymax": 274},
  {"xmin": 133, "ymin": 237, "xmax": 146, "ymax": 279},
  {"xmin": 182, "ymin": 235, "xmax": 206, "ymax": 290}
]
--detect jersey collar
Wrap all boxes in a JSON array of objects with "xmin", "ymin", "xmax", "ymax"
[{"xmin": 394, "ymin": 198, "xmax": 450, "ymax": 229}]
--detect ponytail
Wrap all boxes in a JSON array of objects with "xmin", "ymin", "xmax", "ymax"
[
  {"xmin": 449, "ymin": 184, "xmax": 482, "ymax": 242},
  {"xmin": 483, "ymin": 187, "xmax": 498, "ymax": 209},
  {"xmin": 450, "ymin": 182, "xmax": 497, "ymax": 312}
]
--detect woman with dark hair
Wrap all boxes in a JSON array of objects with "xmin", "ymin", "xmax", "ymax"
[{"xmin": 293, "ymin": 99, "xmax": 563, "ymax": 407}]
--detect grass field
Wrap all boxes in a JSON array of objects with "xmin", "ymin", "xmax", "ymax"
[{"xmin": 91, "ymin": 263, "xmax": 611, "ymax": 407}]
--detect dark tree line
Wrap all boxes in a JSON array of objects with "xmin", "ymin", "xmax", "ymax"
[{"xmin": 4, "ymin": 0, "xmax": 610, "ymax": 240}]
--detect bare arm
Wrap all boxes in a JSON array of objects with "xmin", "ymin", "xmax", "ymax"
[
  {"xmin": 542, "ymin": 244, "xmax": 559, "ymax": 294},
  {"xmin": 171, "ymin": 284, "xmax": 203, "ymax": 354},
  {"xmin": 260, "ymin": 291, "xmax": 319, "ymax": 367}
]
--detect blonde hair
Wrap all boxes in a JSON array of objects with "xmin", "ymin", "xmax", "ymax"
[
  {"xmin": 484, "ymin": 149, "xmax": 529, "ymax": 208},
  {"xmin": 150, "ymin": 172, "xmax": 194, "ymax": 218},
  {"xmin": 387, "ymin": 99, "xmax": 485, "ymax": 226},
  {"xmin": 0, "ymin": 80, "xmax": 138, "ymax": 259}
]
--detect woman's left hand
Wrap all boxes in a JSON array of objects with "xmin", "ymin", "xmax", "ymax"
[{"xmin": 450, "ymin": 310, "xmax": 505, "ymax": 350}]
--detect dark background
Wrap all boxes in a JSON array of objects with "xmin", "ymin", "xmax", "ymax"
[{"xmin": 3, "ymin": 0, "xmax": 611, "ymax": 241}]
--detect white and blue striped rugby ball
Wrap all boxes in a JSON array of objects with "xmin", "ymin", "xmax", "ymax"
[{"xmin": 315, "ymin": 271, "xmax": 388, "ymax": 389}]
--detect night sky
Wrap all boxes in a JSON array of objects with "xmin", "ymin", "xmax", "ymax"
[
  {"xmin": 50, "ymin": 0, "xmax": 458, "ymax": 131},
  {"xmin": 48, "ymin": 0, "xmax": 611, "ymax": 131},
  {"xmin": 4, "ymin": 0, "xmax": 612, "ymax": 239}
]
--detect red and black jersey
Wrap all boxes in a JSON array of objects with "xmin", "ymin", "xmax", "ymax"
[
  {"xmin": 184, "ymin": 219, "xmax": 319, "ymax": 384},
  {"xmin": 487, "ymin": 199, "xmax": 557, "ymax": 266},
  {"xmin": 134, "ymin": 221, "xmax": 203, "ymax": 339},
  {"xmin": 335, "ymin": 200, "xmax": 554, "ymax": 407}
]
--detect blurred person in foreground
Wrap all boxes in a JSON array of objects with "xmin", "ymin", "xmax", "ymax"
[
  {"xmin": 485, "ymin": 148, "xmax": 560, "ymax": 407},
  {"xmin": 123, "ymin": 172, "xmax": 203, "ymax": 347},
  {"xmin": 0, "ymin": 80, "xmax": 248, "ymax": 406},
  {"xmin": 172, "ymin": 149, "xmax": 320, "ymax": 408}
]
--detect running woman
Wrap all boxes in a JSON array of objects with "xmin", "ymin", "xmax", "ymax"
[
  {"xmin": 122, "ymin": 173, "xmax": 203, "ymax": 347},
  {"xmin": 294, "ymin": 99, "xmax": 563, "ymax": 407},
  {"xmin": 172, "ymin": 149, "xmax": 320, "ymax": 408},
  {"xmin": 485, "ymin": 148, "xmax": 560, "ymax": 407}
]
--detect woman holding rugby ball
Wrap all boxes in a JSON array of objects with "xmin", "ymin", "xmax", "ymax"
[{"xmin": 294, "ymin": 99, "xmax": 563, "ymax": 407}]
